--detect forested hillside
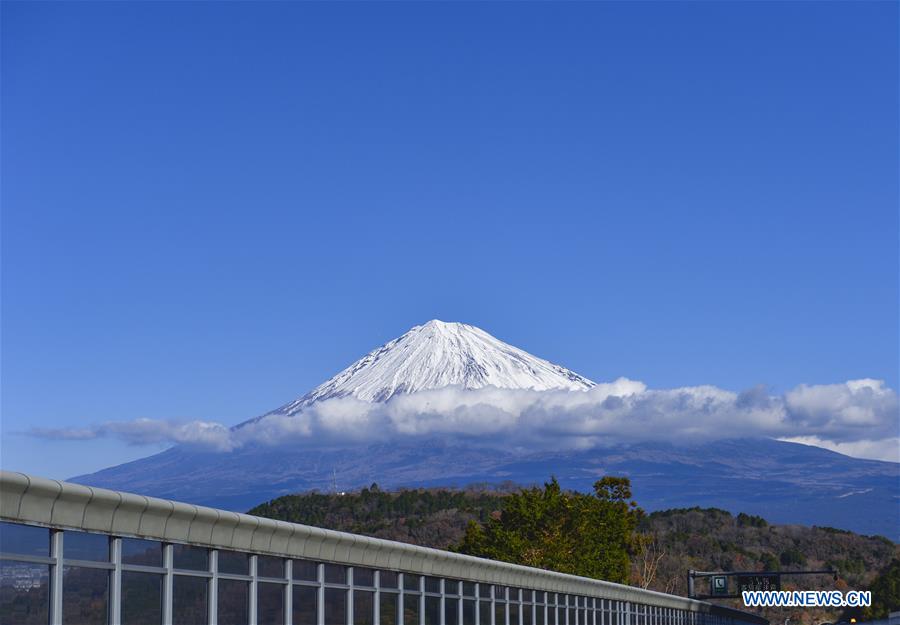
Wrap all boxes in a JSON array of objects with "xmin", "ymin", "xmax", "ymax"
[
  {"xmin": 249, "ymin": 484, "xmax": 898, "ymax": 625},
  {"xmin": 248, "ymin": 482, "xmax": 513, "ymax": 548},
  {"xmin": 634, "ymin": 508, "xmax": 897, "ymax": 623},
  {"xmin": 636, "ymin": 508, "xmax": 896, "ymax": 595}
]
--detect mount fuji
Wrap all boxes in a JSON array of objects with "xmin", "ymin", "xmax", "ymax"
[
  {"xmin": 249, "ymin": 319, "xmax": 593, "ymax": 421},
  {"xmin": 73, "ymin": 321, "xmax": 899, "ymax": 537}
]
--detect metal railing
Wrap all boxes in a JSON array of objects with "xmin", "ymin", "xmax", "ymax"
[{"xmin": 0, "ymin": 471, "xmax": 766, "ymax": 625}]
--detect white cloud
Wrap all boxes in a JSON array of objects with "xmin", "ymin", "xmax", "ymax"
[
  {"xmin": 24, "ymin": 378, "xmax": 900, "ymax": 462},
  {"xmin": 27, "ymin": 419, "xmax": 235, "ymax": 452},
  {"xmin": 779, "ymin": 436, "xmax": 900, "ymax": 463},
  {"xmin": 784, "ymin": 378, "xmax": 898, "ymax": 440}
]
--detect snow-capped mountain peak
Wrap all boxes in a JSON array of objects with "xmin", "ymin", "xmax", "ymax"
[{"xmin": 272, "ymin": 319, "xmax": 594, "ymax": 416}]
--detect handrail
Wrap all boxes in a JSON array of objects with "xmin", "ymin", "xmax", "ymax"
[{"xmin": 0, "ymin": 470, "xmax": 766, "ymax": 624}]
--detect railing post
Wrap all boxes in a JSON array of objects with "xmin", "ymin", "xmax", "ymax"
[
  {"xmin": 399, "ymin": 573, "xmax": 406, "ymax": 625},
  {"xmin": 505, "ymin": 586, "xmax": 510, "ymax": 625},
  {"xmin": 419, "ymin": 574, "xmax": 426, "ymax": 625},
  {"xmin": 437, "ymin": 577, "xmax": 443, "ymax": 625},
  {"xmin": 348, "ymin": 567, "xmax": 354, "ymax": 625},
  {"xmin": 316, "ymin": 562, "xmax": 325, "ymax": 625},
  {"xmin": 208, "ymin": 550, "xmax": 218, "ymax": 625},
  {"xmin": 110, "ymin": 537, "xmax": 122, "ymax": 625},
  {"xmin": 284, "ymin": 558, "xmax": 293, "ymax": 625},
  {"xmin": 373, "ymin": 569, "xmax": 380, "ymax": 625},
  {"xmin": 474, "ymin": 583, "xmax": 480, "ymax": 625},
  {"xmin": 49, "ymin": 529, "xmax": 63, "ymax": 625},
  {"xmin": 162, "ymin": 543, "xmax": 173, "ymax": 625},
  {"xmin": 249, "ymin": 554, "xmax": 258, "ymax": 625}
]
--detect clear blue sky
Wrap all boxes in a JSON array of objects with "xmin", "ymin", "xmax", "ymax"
[{"xmin": 2, "ymin": 1, "xmax": 897, "ymax": 478}]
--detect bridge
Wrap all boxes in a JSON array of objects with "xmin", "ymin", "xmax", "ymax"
[{"xmin": 0, "ymin": 471, "xmax": 767, "ymax": 625}]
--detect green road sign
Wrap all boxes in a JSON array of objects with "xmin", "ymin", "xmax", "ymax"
[{"xmin": 711, "ymin": 576, "xmax": 729, "ymax": 596}]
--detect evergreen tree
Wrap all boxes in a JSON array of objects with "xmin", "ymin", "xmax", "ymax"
[{"xmin": 455, "ymin": 477, "xmax": 641, "ymax": 583}]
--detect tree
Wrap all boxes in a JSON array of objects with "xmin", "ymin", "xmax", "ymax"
[
  {"xmin": 455, "ymin": 477, "xmax": 642, "ymax": 584},
  {"xmin": 845, "ymin": 558, "xmax": 900, "ymax": 620},
  {"xmin": 736, "ymin": 513, "xmax": 767, "ymax": 528},
  {"xmin": 632, "ymin": 533, "xmax": 667, "ymax": 590}
]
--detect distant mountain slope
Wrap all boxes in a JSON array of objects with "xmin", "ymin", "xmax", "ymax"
[{"xmin": 75, "ymin": 437, "xmax": 900, "ymax": 537}]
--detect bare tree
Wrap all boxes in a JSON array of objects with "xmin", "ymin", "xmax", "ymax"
[{"xmin": 633, "ymin": 533, "xmax": 668, "ymax": 590}]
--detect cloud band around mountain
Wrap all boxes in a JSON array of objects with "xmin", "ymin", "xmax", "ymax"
[{"xmin": 25, "ymin": 378, "xmax": 899, "ymax": 462}]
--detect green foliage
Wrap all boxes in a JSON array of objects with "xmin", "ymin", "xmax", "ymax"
[
  {"xmin": 248, "ymin": 484, "xmax": 506, "ymax": 549},
  {"xmin": 863, "ymin": 558, "xmax": 900, "ymax": 619},
  {"xmin": 816, "ymin": 526, "xmax": 853, "ymax": 535},
  {"xmin": 843, "ymin": 558, "xmax": 900, "ymax": 621},
  {"xmin": 646, "ymin": 507, "xmax": 732, "ymax": 520},
  {"xmin": 832, "ymin": 557, "xmax": 866, "ymax": 577},
  {"xmin": 737, "ymin": 513, "xmax": 768, "ymax": 528},
  {"xmin": 779, "ymin": 547, "xmax": 808, "ymax": 568},
  {"xmin": 759, "ymin": 553, "xmax": 780, "ymax": 572},
  {"xmin": 454, "ymin": 477, "xmax": 641, "ymax": 584}
]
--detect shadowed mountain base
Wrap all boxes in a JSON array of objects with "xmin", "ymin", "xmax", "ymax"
[{"xmin": 74, "ymin": 437, "xmax": 899, "ymax": 538}]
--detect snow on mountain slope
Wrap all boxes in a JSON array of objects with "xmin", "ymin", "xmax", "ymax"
[{"xmin": 268, "ymin": 320, "xmax": 594, "ymax": 417}]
